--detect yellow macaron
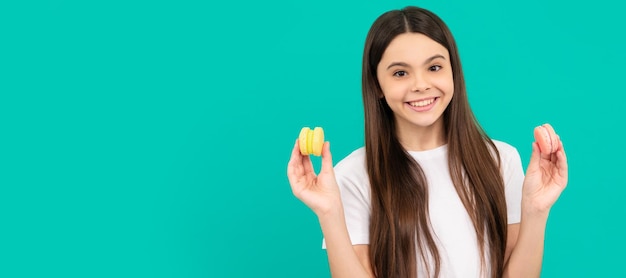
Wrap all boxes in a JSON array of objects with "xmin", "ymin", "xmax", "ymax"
[{"xmin": 298, "ymin": 127, "xmax": 324, "ymax": 156}]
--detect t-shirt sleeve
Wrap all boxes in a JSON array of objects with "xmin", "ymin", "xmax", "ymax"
[
  {"xmin": 501, "ymin": 144, "xmax": 525, "ymax": 224},
  {"xmin": 322, "ymin": 156, "xmax": 371, "ymax": 249}
]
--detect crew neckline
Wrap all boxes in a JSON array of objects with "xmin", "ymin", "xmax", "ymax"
[{"xmin": 406, "ymin": 144, "xmax": 448, "ymax": 158}]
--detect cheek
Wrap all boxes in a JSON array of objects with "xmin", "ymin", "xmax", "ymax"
[
  {"xmin": 434, "ymin": 73, "xmax": 454, "ymax": 95},
  {"xmin": 379, "ymin": 80, "xmax": 406, "ymax": 99}
]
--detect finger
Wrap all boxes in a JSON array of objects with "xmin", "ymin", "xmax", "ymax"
[
  {"xmin": 301, "ymin": 144, "xmax": 315, "ymax": 176},
  {"xmin": 534, "ymin": 126, "xmax": 551, "ymax": 154},
  {"xmin": 538, "ymin": 140, "xmax": 552, "ymax": 161},
  {"xmin": 556, "ymin": 140, "xmax": 568, "ymax": 184},
  {"xmin": 287, "ymin": 139, "xmax": 304, "ymax": 181},
  {"xmin": 526, "ymin": 142, "xmax": 542, "ymax": 174},
  {"xmin": 320, "ymin": 141, "xmax": 334, "ymax": 174},
  {"xmin": 554, "ymin": 134, "xmax": 562, "ymax": 152},
  {"xmin": 558, "ymin": 139, "xmax": 566, "ymax": 161}
]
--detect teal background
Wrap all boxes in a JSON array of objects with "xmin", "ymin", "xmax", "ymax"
[{"xmin": 1, "ymin": 0, "xmax": 624, "ymax": 277}]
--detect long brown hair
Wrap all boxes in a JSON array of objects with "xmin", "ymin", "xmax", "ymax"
[{"xmin": 362, "ymin": 6, "xmax": 507, "ymax": 278}]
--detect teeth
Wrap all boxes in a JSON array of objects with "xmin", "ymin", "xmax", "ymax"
[{"xmin": 409, "ymin": 98, "xmax": 435, "ymax": 107}]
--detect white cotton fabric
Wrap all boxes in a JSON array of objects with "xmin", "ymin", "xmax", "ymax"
[{"xmin": 322, "ymin": 140, "xmax": 525, "ymax": 278}]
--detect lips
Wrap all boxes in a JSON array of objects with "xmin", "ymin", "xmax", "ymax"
[
  {"xmin": 408, "ymin": 98, "xmax": 436, "ymax": 107},
  {"xmin": 406, "ymin": 97, "xmax": 438, "ymax": 112}
]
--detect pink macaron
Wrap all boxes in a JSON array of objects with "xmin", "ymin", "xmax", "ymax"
[{"xmin": 533, "ymin": 123, "xmax": 558, "ymax": 154}]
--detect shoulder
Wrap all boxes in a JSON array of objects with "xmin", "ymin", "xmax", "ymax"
[
  {"xmin": 491, "ymin": 139, "xmax": 522, "ymax": 163},
  {"xmin": 334, "ymin": 147, "xmax": 367, "ymax": 176},
  {"xmin": 490, "ymin": 140, "xmax": 525, "ymax": 223},
  {"xmin": 490, "ymin": 139, "xmax": 525, "ymax": 180},
  {"xmin": 333, "ymin": 147, "xmax": 370, "ymax": 192},
  {"xmin": 491, "ymin": 139, "xmax": 518, "ymax": 154}
]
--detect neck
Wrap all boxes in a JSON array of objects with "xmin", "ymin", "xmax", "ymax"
[{"xmin": 396, "ymin": 119, "xmax": 446, "ymax": 151}]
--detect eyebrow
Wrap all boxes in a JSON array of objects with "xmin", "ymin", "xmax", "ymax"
[{"xmin": 386, "ymin": 54, "xmax": 446, "ymax": 70}]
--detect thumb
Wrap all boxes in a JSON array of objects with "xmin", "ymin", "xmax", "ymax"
[
  {"xmin": 526, "ymin": 142, "xmax": 541, "ymax": 174},
  {"xmin": 320, "ymin": 141, "xmax": 334, "ymax": 174}
]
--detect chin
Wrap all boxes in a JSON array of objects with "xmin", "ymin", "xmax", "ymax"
[{"xmin": 410, "ymin": 117, "xmax": 444, "ymax": 129}]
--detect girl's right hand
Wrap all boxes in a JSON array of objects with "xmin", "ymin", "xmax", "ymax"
[{"xmin": 287, "ymin": 139, "xmax": 342, "ymax": 217}]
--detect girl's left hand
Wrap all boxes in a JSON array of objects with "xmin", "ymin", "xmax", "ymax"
[{"xmin": 522, "ymin": 124, "xmax": 569, "ymax": 214}]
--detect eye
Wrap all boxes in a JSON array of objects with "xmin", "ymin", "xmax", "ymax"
[
  {"xmin": 429, "ymin": 65, "xmax": 442, "ymax": 72},
  {"xmin": 393, "ymin": 70, "xmax": 408, "ymax": 77}
]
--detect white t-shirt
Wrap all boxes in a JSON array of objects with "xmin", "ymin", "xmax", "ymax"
[{"xmin": 322, "ymin": 140, "xmax": 525, "ymax": 278}]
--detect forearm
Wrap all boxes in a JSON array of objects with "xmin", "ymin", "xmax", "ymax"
[
  {"xmin": 503, "ymin": 208, "xmax": 549, "ymax": 278},
  {"xmin": 318, "ymin": 206, "xmax": 373, "ymax": 278}
]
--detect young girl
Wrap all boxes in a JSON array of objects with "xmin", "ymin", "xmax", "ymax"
[{"xmin": 287, "ymin": 6, "xmax": 568, "ymax": 278}]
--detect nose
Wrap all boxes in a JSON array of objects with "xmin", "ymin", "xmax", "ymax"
[{"xmin": 411, "ymin": 72, "xmax": 431, "ymax": 92}]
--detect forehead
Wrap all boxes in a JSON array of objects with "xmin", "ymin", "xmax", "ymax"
[{"xmin": 380, "ymin": 33, "xmax": 449, "ymax": 63}]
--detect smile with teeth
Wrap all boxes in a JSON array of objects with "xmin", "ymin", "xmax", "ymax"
[{"xmin": 408, "ymin": 98, "xmax": 437, "ymax": 107}]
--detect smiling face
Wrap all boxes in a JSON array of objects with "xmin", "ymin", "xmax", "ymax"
[{"xmin": 376, "ymin": 32, "xmax": 454, "ymax": 144}]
